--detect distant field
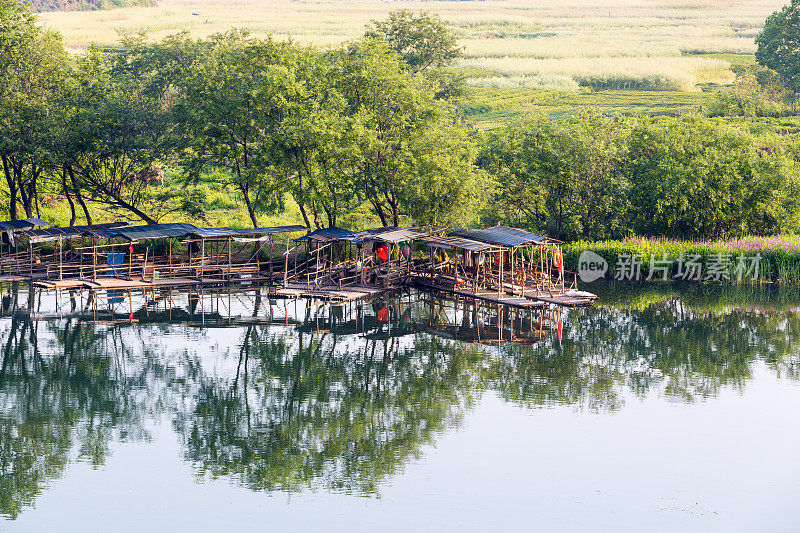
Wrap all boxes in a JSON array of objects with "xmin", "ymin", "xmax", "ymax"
[
  {"xmin": 38, "ymin": 0, "xmax": 785, "ymax": 124},
  {"xmin": 460, "ymin": 88, "xmax": 717, "ymax": 127},
  {"xmin": 40, "ymin": 0, "xmax": 782, "ymax": 88}
]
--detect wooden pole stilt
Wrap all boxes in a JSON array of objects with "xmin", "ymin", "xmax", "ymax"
[
  {"xmin": 283, "ymin": 236, "xmax": 289, "ymax": 286},
  {"xmin": 200, "ymin": 238, "xmax": 205, "ymax": 282},
  {"xmin": 58, "ymin": 236, "xmax": 63, "ymax": 281}
]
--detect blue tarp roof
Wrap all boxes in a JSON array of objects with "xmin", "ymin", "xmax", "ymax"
[
  {"xmin": 416, "ymin": 234, "xmax": 497, "ymax": 252},
  {"xmin": 341, "ymin": 227, "xmax": 430, "ymax": 244},
  {"xmin": 295, "ymin": 227, "xmax": 354, "ymax": 242},
  {"xmin": 192, "ymin": 225, "xmax": 308, "ymax": 239},
  {"xmin": 450, "ymin": 226, "xmax": 553, "ymax": 247},
  {"xmin": 81, "ymin": 223, "xmax": 199, "ymax": 241},
  {"xmin": 22, "ymin": 222, "xmax": 131, "ymax": 242},
  {"xmin": 0, "ymin": 218, "xmax": 49, "ymax": 232},
  {"xmin": 80, "ymin": 223, "xmax": 309, "ymax": 241}
]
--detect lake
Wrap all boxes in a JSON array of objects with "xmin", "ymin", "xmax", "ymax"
[{"xmin": 0, "ymin": 282, "xmax": 798, "ymax": 532}]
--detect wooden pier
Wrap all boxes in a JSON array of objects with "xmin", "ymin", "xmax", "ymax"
[{"xmin": 0, "ymin": 220, "xmax": 598, "ymax": 308}]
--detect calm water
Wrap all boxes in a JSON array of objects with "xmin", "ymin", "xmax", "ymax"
[{"xmin": 0, "ymin": 282, "xmax": 798, "ymax": 532}]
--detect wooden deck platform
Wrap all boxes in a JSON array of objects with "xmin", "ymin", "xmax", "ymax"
[
  {"xmin": 533, "ymin": 290, "xmax": 599, "ymax": 307},
  {"xmin": 23, "ymin": 273, "xmax": 597, "ymax": 308}
]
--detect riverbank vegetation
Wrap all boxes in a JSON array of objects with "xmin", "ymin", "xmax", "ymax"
[
  {"xmin": 564, "ymin": 236, "xmax": 800, "ymax": 285},
  {"xmin": 5, "ymin": 0, "xmax": 800, "ymax": 278}
]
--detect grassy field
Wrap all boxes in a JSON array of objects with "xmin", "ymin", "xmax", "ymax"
[
  {"xmin": 36, "ymin": 0, "xmax": 788, "ymax": 127},
  {"xmin": 40, "ymin": 0, "xmax": 783, "ymax": 91},
  {"xmin": 459, "ymin": 87, "xmax": 717, "ymax": 127}
]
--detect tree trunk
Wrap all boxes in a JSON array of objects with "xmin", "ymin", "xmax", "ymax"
[
  {"xmin": 2, "ymin": 156, "xmax": 18, "ymax": 220},
  {"xmin": 370, "ymin": 199, "xmax": 388, "ymax": 227},
  {"xmin": 31, "ymin": 173, "xmax": 41, "ymax": 219},
  {"xmin": 67, "ymin": 167, "xmax": 92, "ymax": 224},
  {"xmin": 239, "ymin": 184, "xmax": 259, "ymax": 228},
  {"xmin": 297, "ymin": 200, "xmax": 311, "ymax": 229},
  {"xmin": 18, "ymin": 179, "xmax": 32, "ymax": 219},
  {"xmin": 62, "ymin": 168, "xmax": 77, "ymax": 226}
]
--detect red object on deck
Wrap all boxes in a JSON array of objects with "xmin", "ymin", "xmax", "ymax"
[
  {"xmin": 376, "ymin": 245, "xmax": 389, "ymax": 262},
  {"xmin": 377, "ymin": 306, "xmax": 389, "ymax": 322}
]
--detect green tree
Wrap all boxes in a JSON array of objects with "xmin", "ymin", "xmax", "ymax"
[
  {"xmin": 365, "ymin": 10, "xmax": 463, "ymax": 99},
  {"xmin": 626, "ymin": 118, "xmax": 800, "ymax": 238},
  {"xmin": 0, "ymin": 1, "xmax": 69, "ymax": 219},
  {"xmin": 180, "ymin": 31, "xmax": 305, "ymax": 227},
  {"xmin": 366, "ymin": 10, "xmax": 460, "ymax": 73},
  {"xmin": 64, "ymin": 45, "xmax": 200, "ymax": 224},
  {"xmin": 756, "ymin": 0, "xmax": 800, "ymax": 92},
  {"xmin": 479, "ymin": 112, "xmax": 630, "ymax": 240},
  {"xmin": 278, "ymin": 50, "xmax": 356, "ymax": 229},
  {"xmin": 332, "ymin": 39, "xmax": 486, "ymax": 227}
]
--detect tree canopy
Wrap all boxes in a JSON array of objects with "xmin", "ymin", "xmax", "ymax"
[{"xmin": 756, "ymin": 0, "xmax": 800, "ymax": 92}]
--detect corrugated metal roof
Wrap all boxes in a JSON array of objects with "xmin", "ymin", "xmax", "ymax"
[
  {"xmin": 416, "ymin": 234, "xmax": 497, "ymax": 252},
  {"xmin": 106, "ymin": 223, "xmax": 199, "ymax": 241},
  {"xmin": 294, "ymin": 227, "xmax": 354, "ymax": 242},
  {"xmin": 188, "ymin": 227, "xmax": 235, "ymax": 238},
  {"xmin": 344, "ymin": 227, "xmax": 429, "ymax": 244},
  {"xmin": 189, "ymin": 225, "xmax": 309, "ymax": 239},
  {"xmin": 23, "ymin": 222, "xmax": 131, "ymax": 243},
  {"xmin": 450, "ymin": 226, "xmax": 554, "ymax": 247},
  {"xmin": 233, "ymin": 225, "xmax": 308, "ymax": 236},
  {"xmin": 0, "ymin": 218, "xmax": 49, "ymax": 232}
]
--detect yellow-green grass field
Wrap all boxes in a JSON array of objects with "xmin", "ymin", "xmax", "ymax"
[
  {"xmin": 37, "ymin": 0, "xmax": 789, "ymax": 126},
  {"xmin": 41, "ymin": 0, "xmax": 783, "ymax": 91}
]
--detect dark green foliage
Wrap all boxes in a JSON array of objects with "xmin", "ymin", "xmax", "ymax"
[
  {"xmin": 627, "ymin": 118, "xmax": 800, "ymax": 238},
  {"xmin": 480, "ymin": 114, "xmax": 800, "ymax": 241},
  {"xmin": 756, "ymin": 0, "xmax": 800, "ymax": 93},
  {"xmin": 365, "ymin": 9, "xmax": 464, "ymax": 99},
  {"xmin": 479, "ymin": 112, "xmax": 630, "ymax": 240}
]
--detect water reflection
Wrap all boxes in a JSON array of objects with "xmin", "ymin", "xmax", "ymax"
[{"xmin": 0, "ymin": 282, "xmax": 799, "ymax": 519}]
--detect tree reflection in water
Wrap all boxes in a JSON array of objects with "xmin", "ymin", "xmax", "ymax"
[{"xmin": 0, "ymin": 282, "xmax": 798, "ymax": 518}]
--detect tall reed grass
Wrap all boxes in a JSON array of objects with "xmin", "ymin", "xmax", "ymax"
[
  {"xmin": 565, "ymin": 235, "xmax": 800, "ymax": 286},
  {"xmin": 39, "ymin": 0, "xmax": 778, "ymax": 91}
]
